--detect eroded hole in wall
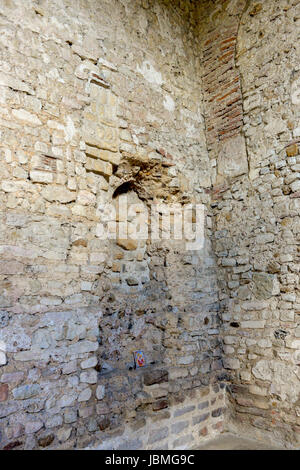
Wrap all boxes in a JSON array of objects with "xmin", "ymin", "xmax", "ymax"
[{"xmin": 112, "ymin": 181, "xmax": 135, "ymax": 199}]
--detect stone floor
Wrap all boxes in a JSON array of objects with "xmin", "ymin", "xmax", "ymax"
[{"xmin": 197, "ymin": 433, "xmax": 286, "ymax": 450}]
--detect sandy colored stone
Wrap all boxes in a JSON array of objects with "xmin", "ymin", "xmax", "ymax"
[{"xmin": 116, "ymin": 238, "xmax": 138, "ymax": 251}]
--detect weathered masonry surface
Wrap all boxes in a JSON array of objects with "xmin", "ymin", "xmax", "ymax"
[{"xmin": 0, "ymin": 0, "xmax": 299, "ymax": 450}]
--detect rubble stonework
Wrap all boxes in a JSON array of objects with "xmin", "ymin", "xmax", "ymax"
[{"xmin": 0, "ymin": 0, "xmax": 299, "ymax": 450}]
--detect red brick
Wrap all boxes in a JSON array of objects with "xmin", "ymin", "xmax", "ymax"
[
  {"xmin": 0, "ymin": 384, "xmax": 8, "ymax": 402},
  {"xmin": 221, "ymin": 36, "xmax": 237, "ymax": 45}
]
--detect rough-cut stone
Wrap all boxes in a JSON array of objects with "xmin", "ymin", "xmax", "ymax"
[
  {"xmin": 116, "ymin": 239, "xmax": 138, "ymax": 251},
  {"xmin": 41, "ymin": 186, "xmax": 76, "ymax": 203},
  {"xmin": 38, "ymin": 434, "xmax": 55, "ymax": 448},
  {"xmin": 12, "ymin": 385, "xmax": 41, "ymax": 400},
  {"xmin": 223, "ymin": 358, "xmax": 240, "ymax": 370},
  {"xmin": 148, "ymin": 427, "xmax": 168, "ymax": 444},
  {"xmin": 30, "ymin": 171, "xmax": 53, "ymax": 183},
  {"xmin": 85, "ymin": 157, "xmax": 113, "ymax": 176},
  {"xmin": 45, "ymin": 415, "xmax": 63, "ymax": 428},
  {"xmin": 12, "ymin": 109, "xmax": 42, "ymax": 126},
  {"xmin": 152, "ymin": 399, "xmax": 168, "ymax": 411},
  {"xmin": 0, "ymin": 311, "xmax": 10, "ymax": 328},
  {"xmin": 218, "ymin": 135, "xmax": 248, "ymax": 178},
  {"xmin": 171, "ymin": 420, "xmax": 188, "ymax": 435},
  {"xmin": 25, "ymin": 420, "xmax": 43, "ymax": 434},
  {"xmin": 144, "ymin": 369, "xmax": 168, "ymax": 386},
  {"xmin": 198, "ymin": 401, "xmax": 209, "ymax": 410},
  {"xmin": 286, "ymin": 144, "xmax": 298, "ymax": 157},
  {"xmin": 57, "ymin": 427, "xmax": 72, "ymax": 443},
  {"xmin": 64, "ymin": 409, "xmax": 77, "ymax": 424},
  {"xmin": 0, "ymin": 0, "xmax": 298, "ymax": 452},
  {"xmin": 96, "ymin": 385, "xmax": 105, "ymax": 400},
  {"xmin": 193, "ymin": 413, "xmax": 209, "ymax": 425},
  {"xmin": 80, "ymin": 357, "xmax": 97, "ymax": 369},
  {"xmin": 0, "ymin": 351, "xmax": 7, "ymax": 366},
  {"xmin": 0, "ymin": 71, "xmax": 34, "ymax": 94},
  {"xmin": 80, "ymin": 370, "xmax": 97, "ymax": 384},
  {"xmin": 98, "ymin": 416, "xmax": 110, "ymax": 431},
  {"xmin": 252, "ymin": 273, "xmax": 280, "ymax": 300},
  {"xmin": 173, "ymin": 434, "xmax": 194, "ymax": 448},
  {"xmin": 0, "ymin": 384, "xmax": 8, "ymax": 402},
  {"xmin": 173, "ymin": 405, "xmax": 195, "ymax": 418},
  {"xmin": 78, "ymin": 388, "xmax": 92, "ymax": 402}
]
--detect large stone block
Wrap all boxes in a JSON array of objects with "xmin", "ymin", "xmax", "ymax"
[
  {"xmin": 252, "ymin": 273, "xmax": 280, "ymax": 299},
  {"xmin": 116, "ymin": 239, "xmax": 138, "ymax": 251},
  {"xmin": 217, "ymin": 135, "xmax": 248, "ymax": 178},
  {"xmin": 0, "ymin": 71, "xmax": 34, "ymax": 94},
  {"xmin": 171, "ymin": 420, "xmax": 188, "ymax": 435},
  {"xmin": 148, "ymin": 426, "xmax": 168, "ymax": 445},
  {"xmin": 143, "ymin": 369, "xmax": 169, "ymax": 386},
  {"xmin": 12, "ymin": 384, "xmax": 41, "ymax": 400},
  {"xmin": 41, "ymin": 186, "xmax": 76, "ymax": 203},
  {"xmin": 12, "ymin": 109, "xmax": 42, "ymax": 126}
]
